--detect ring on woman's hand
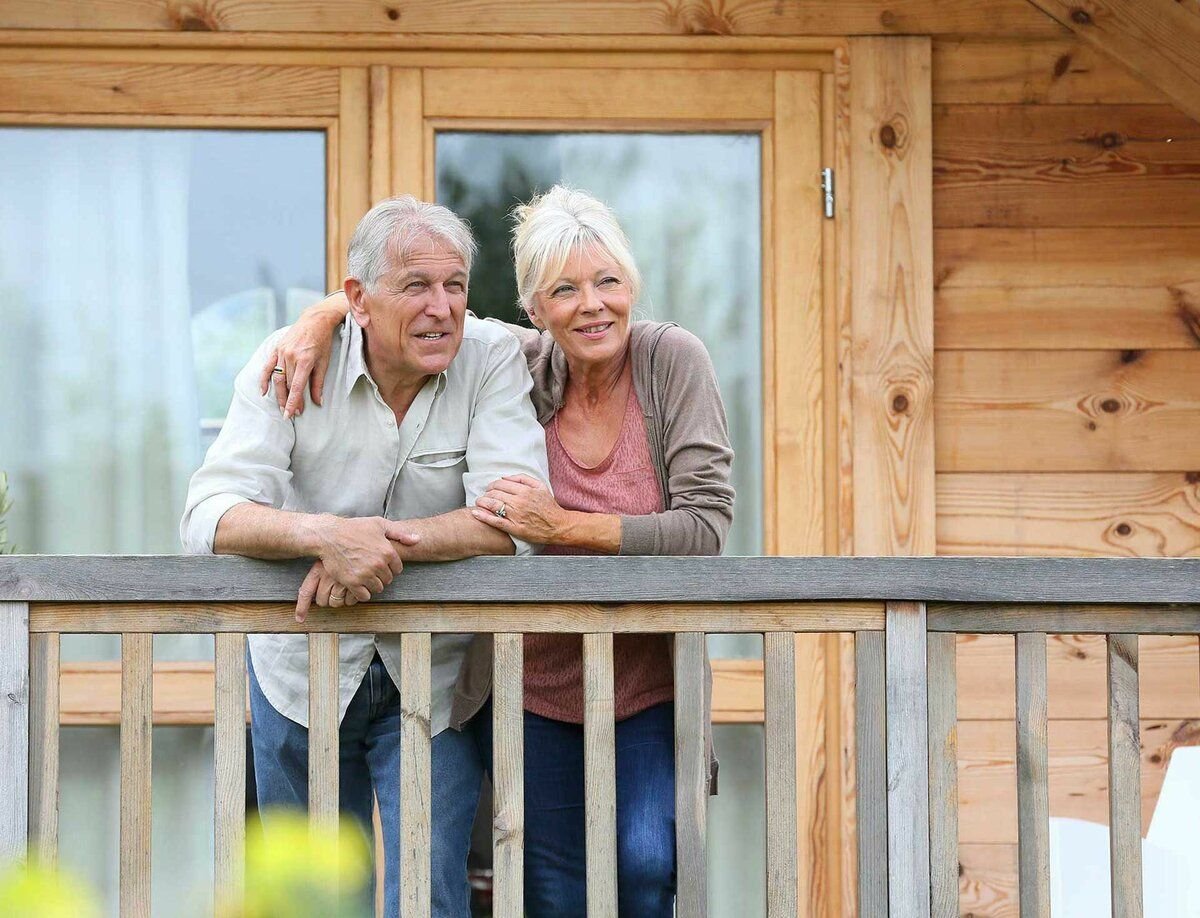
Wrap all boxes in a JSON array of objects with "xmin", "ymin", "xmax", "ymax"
[
  {"xmin": 495, "ymin": 503, "xmax": 507, "ymax": 519},
  {"xmin": 272, "ymin": 366, "xmax": 285, "ymax": 375}
]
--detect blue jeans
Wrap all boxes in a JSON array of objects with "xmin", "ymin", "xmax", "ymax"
[
  {"xmin": 478, "ymin": 700, "xmax": 677, "ymax": 917},
  {"xmin": 248, "ymin": 651, "xmax": 488, "ymax": 918}
]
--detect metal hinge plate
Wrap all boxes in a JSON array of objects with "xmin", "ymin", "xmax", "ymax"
[{"xmin": 822, "ymin": 167, "xmax": 835, "ymax": 219}]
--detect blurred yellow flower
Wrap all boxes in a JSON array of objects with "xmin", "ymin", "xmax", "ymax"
[
  {"xmin": 220, "ymin": 808, "xmax": 373, "ymax": 918},
  {"xmin": 0, "ymin": 861, "xmax": 100, "ymax": 918}
]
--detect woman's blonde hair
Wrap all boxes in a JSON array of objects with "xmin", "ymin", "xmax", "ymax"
[{"xmin": 510, "ymin": 185, "xmax": 642, "ymax": 317}]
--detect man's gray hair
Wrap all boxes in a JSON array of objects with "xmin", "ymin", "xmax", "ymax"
[{"xmin": 347, "ymin": 195, "xmax": 478, "ymax": 290}]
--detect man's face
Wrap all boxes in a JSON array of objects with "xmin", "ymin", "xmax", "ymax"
[{"xmin": 351, "ymin": 236, "xmax": 468, "ymax": 384}]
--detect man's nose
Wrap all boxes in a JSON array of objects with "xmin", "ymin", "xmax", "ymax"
[{"xmin": 425, "ymin": 284, "xmax": 452, "ymax": 315}]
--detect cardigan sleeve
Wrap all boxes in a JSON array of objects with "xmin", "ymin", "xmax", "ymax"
[{"xmin": 618, "ymin": 326, "xmax": 735, "ymax": 556}]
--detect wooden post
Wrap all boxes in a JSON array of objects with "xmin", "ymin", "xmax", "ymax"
[
  {"xmin": 674, "ymin": 632, "xmax": 709, "ymax": 918},
  {"xmin": 1016, "ymin": 633, "xmax": 1050, "ymax": 918},
  {"xmin": 1107, "ymin": 634, "xmax": 1142, "ymax": 918},
  {"xmin": 0, "ymin": 602, "xmax": 29, "ymax": 867},
  {"xmin": 214, "ymin": 633, "xmax": 246, "ymax": 903},
  {"xmin": 583, "ymin": 632, "xmax": 617, "ymax": 918},
  {"xmin": 308, "ymin": 633, "xmax": 339, "ymax": 833},
  {"xmin": 400, "ymin": 632, "xmax": 432, "ymax": 918},
  {"xmin": 885, "ymin": 602, "xmax": 930, "ymax": 918},
  {"xmin": 926, "ymin": 632, "xmax": 959, "ymax": 918},
  {"xmin": 492, "ymin": 634, "xmax": 524, "ymax": 918},
  {"xmin": 765, "ymin": 632, "xmax": 799, "ymax": 918},
  {"xmin": 855, "ymin": 630, "xmax": 887, "ymax": 918},
  {"xmin": 120, "ymin": 632, "xmax": 152, "ymax": 918}
]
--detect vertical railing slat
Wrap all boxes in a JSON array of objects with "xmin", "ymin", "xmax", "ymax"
[
  {"xmin": 1108, "ymin": 633, "xmax": 1142, "ymax": 918},
  {"xmin": 855, "ymin": 630, "xmax": 888, "ymax": 918},
  {"xmin": 120, "ymin": 632, "xmax": 152, "ymax": 918},
  {"xmin": 1, "ymin": 602, "xmax": 30, "ymax": 867},
  {"xmin": 927, "ymin": 631, "xmax": 959, "ymax": 918},
  {"xmin": 214, "ymin": 633, "xmax": 246, "ymax": 903},
  {"xmin": 400, "ymin": 632, "xmax": 432, "ymax": 918},
  {"xmin": 28, "ymin": 631, "xmax": 59, "ymax": 867},
  {"xmin": 674, "ymin": 632, "xmax": 708, "ymax": 918},
  {"xmin": 1016, "ymin": 632, "xmax": 1050, "ymax": 918},
  {"xmin": 764, "ymin": 631, "xmax": 798, "ymax": 917},
  {"xmin": 885, "ymin": 601, "xmax": 931, "ymax": 918},
  {"xmin": 583, "ymin": 631, "xmax": 617, "ymax": 918},
  {"xmin": 308, "ymin": 633, "xmax": 340, "ymax": 831},
  {"xmin": 492, "ymin": 633, "xmax": 524, "ymax": 918}
]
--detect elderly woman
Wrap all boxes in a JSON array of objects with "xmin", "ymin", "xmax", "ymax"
[{"xmin": 267, "ymin": 186, "xmax": 733, "ymax": 916}]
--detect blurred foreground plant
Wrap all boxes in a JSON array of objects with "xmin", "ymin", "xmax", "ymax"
[
  {"xmin": 220, "ymin": 809, "xmax": 373, "ymax": 918},
  {"xmin": 0, "ymin": 861, "xmax": 101, "ymax": 918}
]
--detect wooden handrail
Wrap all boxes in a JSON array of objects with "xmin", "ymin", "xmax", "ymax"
[{"xmin": 2, "ymin": 555, "xmax": 1199, "ymax": 918}]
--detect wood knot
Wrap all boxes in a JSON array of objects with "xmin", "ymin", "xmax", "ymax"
[
  {"xmin": 385, "ymin": 6, "xmax": 400, "ymax": 20},
  {"xmin": 1074, "ymin": 648, "xmax": 1088, "ymax": 659},
  {"xmin": 1114, "ymin": 522, "xmax": 1132, "ymax": 536},
  {"xmin": 1099, "ymin": 131, "xmax": 1124, "ymax": 149},
  {"xmin": 1086, "ymin": 420, "xmax": 1098, "ymax": 431},
  {"xmin": 1149, "ymin": 753, "xmax": 1163, "ymax": 764},
  {"xmin": 1100, "ymin": 398, "xmax": 1121, "ymax": 413},
  {"xmin": 1070, "ymin": 7, "xmax": 1093, "ymax": 25},
  {"xmin": 1120, "ymin": 349, "xmax": 1142, "ymax": 363},
  {"xmin": 1053, "ymin": 53, "xmax": 1072, "ymax": 79},
  {"xmin": 879, "ymin": 8, "xmax": 898, "ymax": 27},
  {"xmin": 879, "ymin": 123, "xmax": 898, "ymax": 148},
  {"xmin": 1186, "ymin": 471, "xmax": 1200, "ymax": 484},
  {"xmin": 891, "ymin": 392, "xmax": 910, "ymax": 414},
  {"xmin": 169, "ymin": 3, "xmax": 221, "ymax": 31}
]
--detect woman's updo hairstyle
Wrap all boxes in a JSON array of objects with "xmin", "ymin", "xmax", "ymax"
[{"xmin": 510, "ymin": 185, "xmax": 642, "ymax": 318}]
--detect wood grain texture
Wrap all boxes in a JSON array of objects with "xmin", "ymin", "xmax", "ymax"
[
  {"xmin": 367, "ymin": 64, "xmax": 390, "ymax": 203},
  {"xmin": 389, "ymin": 68, "xmax": 423, "ymax": 198},
  {"xmin": 120, "ymin": 632, "xmax": 152, "ymax": 918},
  {"xmin": 956, "ymin": 717, "xmax": 1192, "ymax": 844},
  {"xmin": 957, "ymin": 633, "xmax": 1200, "ymax": 720},
  {"xmin": 932, "ymin": 37, "xmax": 1162, "ymax": 104},
  {"xmin": 792, "ymin": 633, "xmax": 827, "ymax": 918},
  {"xmin": 935, "ymin": 350, "xmax": 1200, "ymax": 472},
  {"xmin": 582, "ymin": 633, "xmax": 616, "ymax": 918},
  {"xmin": 0, "ymin": 61, "xmax": 338, "ymax": 114},
  {"xmin": 854, "ymin": 631, "xmax": 887, "ymax": 918},
  {"xmin": 7, "ymin": 555, "xmax": 1199, "ymax": 603},
  {"xmin": 1025, "ymin": 0, "xmax": 1200, "ymax": 123},
  {"xmin": 884, "ymin": 602, "xmax": 930, "ymax": 918},
  {"xmin": 28, "ymin": 632, "xmax": 57, "ymax": 867},
  {"xmin": 926, "ymin": 632, "xmax": 959, "ymax": 918},
  {"xmin": 0, "ymin": 1, "xmax": 1065, "ymax": 36},
  {"xmin": 491, "ymin": 634, "xmax": 523, "ymax": 918},
  {"xmin": 929, "ymin": 603, "xmax": 1200, "ymax": 635},
  {"xmin": 937, "ymin": 473, "xmax": 1200, "ymax": 557},
  {"xmin": 337, "ymin": 67, "xmax": 370, "ymax": 280},
  {"xmin": 1015, "ymin": 633, "xmax": 1050, "ymax": 918},
  {"xmin": 958, "ymin": 843, "xmax": 1018, "ymax": 918},
  {"xmin": 848, "ymin": 37, "xmax": 937, "ymax": 556},
  {"xmin": 764, "ymin": 632, "xmax": 798, "ymax": 917},
  {"xmin": 0, "ymin": 602, "xmax": 29, "ymax": 867},
  {"xmin": 935, "ymin": 227, "xmax": 1200, "ymax": 289},
  {"xmin": 934, "ymin": 104, "xmax": 1200, "ymax": 228},
  {"xmin": 1107, "ymin": 633, "xmax": 1142, "ymax": 918},
  {"xmin": 424, "ymin": 68, "xmax": 773, "ymax": 120},
  {"xmin": 307, "ymin": 633, "xmax": 339, "ymax": 833},
  {"xmin": 400, "ymin": 632, "xmax": 432, "ymax": 918},
  {"xmin": 673, "ymin": 633, "xmax": 708, "ymax": 918},
  {"xmin": 214, "ymin": 633, "xmax": 246, "ymax": 904},
  {"xmin": 935, "ymin": 286, "xmax": 1200, "ymax": 350}
]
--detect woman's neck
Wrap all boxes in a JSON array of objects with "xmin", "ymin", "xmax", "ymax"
[{"xmin": 564, "ymin": 345, "xmax": 632, "ymax": 412}]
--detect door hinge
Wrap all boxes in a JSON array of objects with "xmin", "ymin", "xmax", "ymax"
[{"xmin": 821, "ymin": 167, "xmax": 835, "ymax": 219}]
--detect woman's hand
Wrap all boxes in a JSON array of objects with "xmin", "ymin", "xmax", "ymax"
[
  {"xmin": 259, "ymin": 293, "xmax": 349, "ymax": 418},
  {"xmin": 471, "ymin": 475, "xmax": 569, "ymax": 545}
]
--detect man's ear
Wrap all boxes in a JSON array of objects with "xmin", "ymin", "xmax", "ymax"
[{"xmin": 344, "ymin": 278, "xmax": 370, "ymax": 328}]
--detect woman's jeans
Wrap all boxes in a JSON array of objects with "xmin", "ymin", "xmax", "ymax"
[
  {"xmin": 477, "ymin": 699, "xmax": 677, "ymax": 917},
  {"xmin": 248, "ymin": 651, "xmax": 489, "ymax": 918}
]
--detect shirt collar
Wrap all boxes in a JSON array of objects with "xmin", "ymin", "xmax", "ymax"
[{"xmin": 341, "ymin": 315, "xmax": 448, "ymax": 397}]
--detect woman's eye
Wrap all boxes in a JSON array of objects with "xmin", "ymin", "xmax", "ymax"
[
  {"xmin": 600, "ymin": 276, "xmax": 620, "ymax": 287},
  {"xmin": 551, "ymin": 285, "xmax": 574, "ymax": 297}
]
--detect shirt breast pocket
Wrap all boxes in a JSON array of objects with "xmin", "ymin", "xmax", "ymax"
[{"xmin": 408, "ymin": 447, "xmax": 467, "ymax": 470}]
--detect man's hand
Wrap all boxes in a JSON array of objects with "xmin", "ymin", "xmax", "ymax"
[{"xmin": 296, "ymin": 516, "xmax": 420, "ymax": 621}]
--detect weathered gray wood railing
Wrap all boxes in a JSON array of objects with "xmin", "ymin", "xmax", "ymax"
[{"xmin": 1, "ymin": 555, "xmax": 1198, "ymax": 918}]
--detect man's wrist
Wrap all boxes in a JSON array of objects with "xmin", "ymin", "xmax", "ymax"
[{"xmin": 297, "ymin": 512, "xmax": 336, "ymax": 558}]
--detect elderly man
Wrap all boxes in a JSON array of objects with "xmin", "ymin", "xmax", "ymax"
[{"xmin": 180, "ymin": 196, "xmax": 549, "ymax": 917}]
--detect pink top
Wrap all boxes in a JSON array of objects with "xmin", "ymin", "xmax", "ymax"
[{"xmin": 523, "ymin": 387, "xmax": 674, "ymax": 723}]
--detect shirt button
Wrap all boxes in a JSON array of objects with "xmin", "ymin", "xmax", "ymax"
[{"xmin": 385, "ymin": 417, "xmax": 396, "ymax": 427}]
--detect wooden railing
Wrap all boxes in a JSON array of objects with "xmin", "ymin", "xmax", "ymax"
[{"xmin": 1, "ymin": 555, "xmax": 1198, "ymax": 917}]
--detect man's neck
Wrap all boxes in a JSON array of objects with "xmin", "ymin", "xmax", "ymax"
[{"xmin": 363, "ymin": 337, "xmax": 430, "ymax": 422}]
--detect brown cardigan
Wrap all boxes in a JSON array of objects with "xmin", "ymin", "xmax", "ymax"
[{"xmin": 449, "ymin": 320, "xmax": 735, "ymax": 790}]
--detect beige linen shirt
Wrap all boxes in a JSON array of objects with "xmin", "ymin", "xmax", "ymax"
[{"xmin": 181, "ymin": 314, "xmax": 550, "ymax": 734}]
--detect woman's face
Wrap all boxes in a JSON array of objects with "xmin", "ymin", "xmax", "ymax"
[{"xmin": 527, "ymin": 245, "xmax": 633, "ymax": 371}]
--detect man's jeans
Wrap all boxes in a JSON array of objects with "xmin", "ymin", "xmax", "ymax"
[
  {"xmin": 248, "ymin": 651, "xmax": 488, "ymax": 918},
  {"xmin": 477, "ymin": 699, "xmax": 677, "ymax": 917}
]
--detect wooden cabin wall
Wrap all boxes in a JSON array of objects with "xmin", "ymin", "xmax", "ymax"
[{"xmin": 931, "ymin": 35, "xmax": 1200, "ymax": 916}]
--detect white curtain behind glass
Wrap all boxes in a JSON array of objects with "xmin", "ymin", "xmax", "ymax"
[{"xmin": 0, "ymin": 128, "xmax": 212, "ymax": 915}]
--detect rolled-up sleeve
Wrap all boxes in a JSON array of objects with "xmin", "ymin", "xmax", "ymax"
[
  {"xmin": 180, "ymin": 334, "xmax": 296, "ymax": 554},
  {"xmin": 461, "ymin": 333, "xmax": 551, "ymax": 556}
]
